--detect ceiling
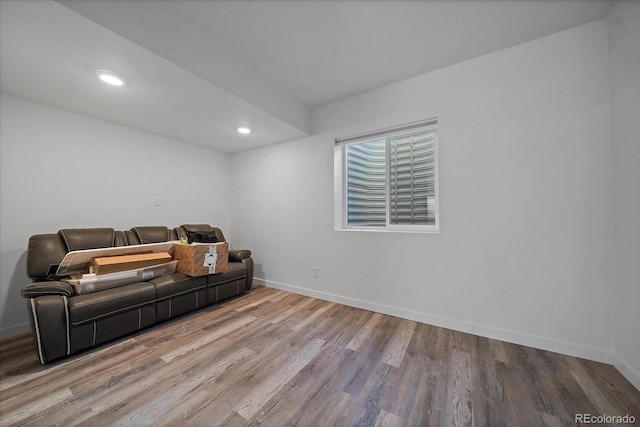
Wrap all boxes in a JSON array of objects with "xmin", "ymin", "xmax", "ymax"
[{"xmin": 1, "ymin": 0, "xmax": 616, "ymax": 154}]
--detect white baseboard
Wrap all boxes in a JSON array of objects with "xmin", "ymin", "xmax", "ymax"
[
  {"xmin": 613, "ymin": 354, "xmax": 640, "ymax": 392},
  {"xmin": 257, "ymin": 279, "xmax": 613, "ymax": 365},
  {"xmin": 0, "ymin": 322, "xmax": 31, "ymax": 340}
]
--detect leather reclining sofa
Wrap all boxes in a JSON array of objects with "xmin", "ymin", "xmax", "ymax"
[{"xmin": 21, "ymin": 224, "xmax": 253, "ymax": 364}]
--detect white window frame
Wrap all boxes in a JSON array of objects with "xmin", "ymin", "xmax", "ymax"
[{"xmin": 334, "ymin": 119, "xmax": 440, "ymax": 233}]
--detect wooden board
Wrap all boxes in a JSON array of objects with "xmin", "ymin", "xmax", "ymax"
[{"xmin": 90, "ymin": 252, "xmax": 173, "ymax": 275}]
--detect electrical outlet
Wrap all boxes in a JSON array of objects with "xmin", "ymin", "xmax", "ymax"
[{"xmin": 312, "ymin": 267, "xmax": 319, "ymax": 278}]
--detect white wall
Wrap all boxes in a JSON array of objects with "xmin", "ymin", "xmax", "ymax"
[
  {"xmin": 608, "ymin": 1, "xmax": 640, "ymax": 391},
  {"xmin": 0, "ymin": 94, "xmax": 231, "ymax": 338},
  {"xmin": 231, "ymin": 20, "xmax": 614, "ymax": 363}
]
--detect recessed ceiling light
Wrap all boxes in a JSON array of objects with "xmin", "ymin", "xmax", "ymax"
[
  {"xmin": 237, "ymin": 126, "xmax": 252, "ymax": 134},
  {"xmin": 97, "ymin": 70, "xmax": 124, "ymax": 86}
]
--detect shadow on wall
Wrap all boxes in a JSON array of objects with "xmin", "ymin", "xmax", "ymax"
[
  {"xmin": 253, "ymin": 263, "xmax": 265, "ymax": 283},
  {"xmin": 1, "ymin": 250, "xmax": 31, "ymax": 338}
]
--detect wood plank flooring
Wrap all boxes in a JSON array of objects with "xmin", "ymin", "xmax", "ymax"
[{"xmin": 1, "ymin": 285, "xmax": 638, "ymax": 426}]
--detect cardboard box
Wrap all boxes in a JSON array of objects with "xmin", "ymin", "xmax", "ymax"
[
  {"xmin": 171, "ymin": 242, "xmax": 228, "ymax": 276},
  {"xmin": 90, "ymin": 252, "xmax": 173, "ymax": 275}
]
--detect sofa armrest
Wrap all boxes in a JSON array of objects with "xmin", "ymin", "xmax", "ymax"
[
  {"xmin": 25, "ymin": 294, "xmax": 71, "ymax": 364},
  {"xmin": 240, "ymin": 256, "xmax": 254, "ymax": 291},
  {"xmin": 229, "ymin": 249, "xmax": 252, "ymax": 262},
  {"xmin": 22, "ymin": 281, "xmax": 73, "ymax": 298}
]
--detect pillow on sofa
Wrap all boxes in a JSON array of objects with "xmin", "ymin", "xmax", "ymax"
[
  {"xmin": 186, "ymin": 231, "xmax": 218, "ymax": 244},
  {"xmin": 180, "ymin": 224, "xmax": 226, "ymax": 243}
]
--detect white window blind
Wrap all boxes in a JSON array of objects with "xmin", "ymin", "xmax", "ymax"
[{"xmin": 336, "ymin": 119, "xmax": 438, "ymax": 232}]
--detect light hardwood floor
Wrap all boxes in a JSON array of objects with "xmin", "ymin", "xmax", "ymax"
[{"xmin": 1, "ymin": 285, "xmax": 638, "ymax": 426}]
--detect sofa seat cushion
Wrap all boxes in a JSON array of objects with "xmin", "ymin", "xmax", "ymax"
[
  {"xmin": 207, "ymin": 261, "xmax": 246, "ymax": 285},
  {"xmin": 151, "ymin": 273, "xmax": 207, "ymax": 301},
  {"xmin": 69, "ymin": 282, "xmax": 156, "ymax": 326}
]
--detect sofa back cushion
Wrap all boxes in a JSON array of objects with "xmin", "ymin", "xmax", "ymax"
[
  {"xmin": 58, "ymin": 228, "xmax": 116, "ymax": 252},
  {"xmin": 27, "ymin": 233, "xmax": 69, "ymax": 280},
  {"xmin": 114, "ymin": 231, "xmax": 128, "ymax": 247},
  {"xmin": 28, "ymin": 229, "xmax": 116, "ymax": 280},
  {"xmin": 130, "ymin": 226, "xmax": 175, "ymax": 244}
]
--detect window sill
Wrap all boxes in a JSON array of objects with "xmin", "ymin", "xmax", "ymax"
[{"xmin": 334, "ymin": 227, "xmax": 439, "ymax": 234}]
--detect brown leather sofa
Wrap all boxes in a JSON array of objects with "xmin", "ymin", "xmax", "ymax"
[{"xmin": 21, "ymin": 224, "xmax": 253, "ymax": 364}]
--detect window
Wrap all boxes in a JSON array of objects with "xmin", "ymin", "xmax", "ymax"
[{"xmin": 334, "ymin": 119, "xmax": 439, "ymax": 232}]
